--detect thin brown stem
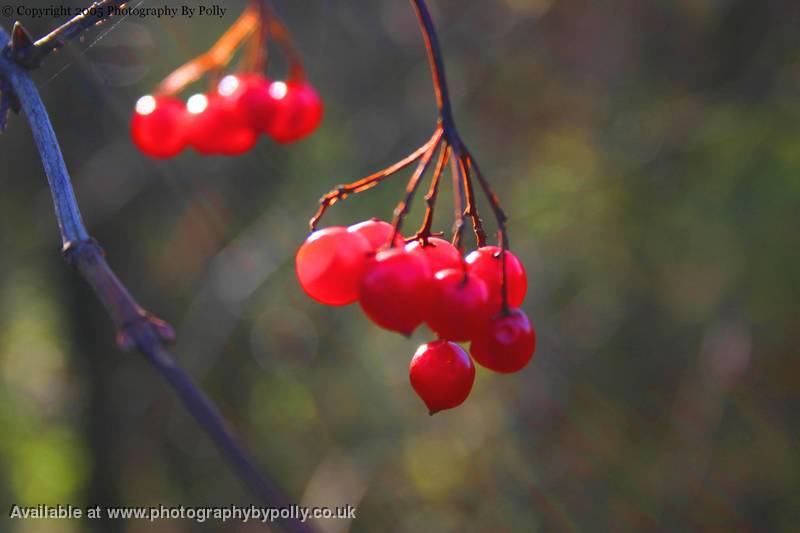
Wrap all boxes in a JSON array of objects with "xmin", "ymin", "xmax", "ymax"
[
  {"xmin": 409, "ymin": 0, "xmax": 455, "ymax": 132},
  {"xmin": 267, "ymin": 10, "xmax": 305, "ymax": 81},
  {"xmin": 414, "ymin": 144, "xmax": 451, "ymax": 243},
  {"xmin": 390, "ymin": 137, "xmax": 442, "ymax": 243},
  {"xmin": 456, "ymin": 152, "xmax": 487, "ymax": 247},
  {"xmin": 449, "ymin": 153, "xmax": 465, "ymax": 251},
  {"xmin": 245, "ymin": 0, "xmax": 270, "ymax": 72},
  {"xmin": 309, "ymin": 129, "xmax": 443, "ymax": 231},
  {"xmin": 465, "ymin": 152, "xmax": 511, "ymax": 313}
]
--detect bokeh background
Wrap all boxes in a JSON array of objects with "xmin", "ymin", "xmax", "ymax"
[{"xmin": 1, "ymin": 0, "xmax": 799, "ymax": 531}]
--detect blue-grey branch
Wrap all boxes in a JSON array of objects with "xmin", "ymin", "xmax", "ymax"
[{"xmin": 0, "ymin": 25, "xmax": 313, "ymax": 533}]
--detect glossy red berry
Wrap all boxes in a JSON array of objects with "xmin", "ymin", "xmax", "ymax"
[
  {"xmin": 409, "ymin": 340, "xmax": 476, "ymax": 414},
  {"xmin": 465, "ymin": 246, "xmax": 527, "ymax": 313},
  {"xmin": 470, "ymin": 308, "xmax": 536, "ymax": 373},
  {"xmin": 359, "ymin": 248, "xmax": 432, "ymax": 335},
  {"xmin": 187, "ymin": 91, "xmax": 257, "ymax": 155},
  {"xmin": 296, "ymin": 227, "xmax": 372, "ymax": 306},
  {"xmin": 426, "ymin": 269, "xmax": 490, "ymax": 342},
  {"xmin": 267, "ymin": 81, "xmax": 323, "ymax": 144},
  {"xmin": 131, "ymin": 95, "xmax": 188, "ymax": 158},
  {"xmin": 347, "ymin": 219, "xmax": 404, "ymax": 251},
  {"xmin": 405, "ymin": 237, "xmax": 463, "ymax": 275},
  {"xmin": 220, "ymin": 74, "xmax": 277, "ymax": 133}
]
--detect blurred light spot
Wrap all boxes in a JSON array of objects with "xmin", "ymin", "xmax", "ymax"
[
  {"xmin": 301, "ymin": 453, "xmax": 367, "ymax": 533},
  {"xmin": 134, "ymin": 95, "xmax": 156, "ymax": 116},
  {"xmin": 250, "ymin": 306, "xmax": 319, "ymax": 369},
  {"xmin": 187, "ymin": 93, "xmax": 208, "ymax": 114},
  {"xmin": 404, "ymin": 431, "xmax": 469, "ymax": 499},
  {"xmin": 504, "ymin": 0, "xmax": 554, "ymax": 17},
  {"xmin": 218, "ymin": 75, "xmax": 240, "ymax": 97},
  {"xmin": 11, "ymin": 428, "xmax": 88, "ymax": 505},
  {"xmin": 251, "ymin": 377, "xmax": 318, "ymax": 432},
  {"xmin": 269, "ymin": 81, "xmax": 288, "ymax": 100},
  {"xmin": 702, "ymin": 318, "xmax": 751, "ymax": 388}
]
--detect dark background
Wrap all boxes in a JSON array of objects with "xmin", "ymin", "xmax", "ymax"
[{"xmin": 1, "ymin": 0, "xmax": 799, "ymax": 531}]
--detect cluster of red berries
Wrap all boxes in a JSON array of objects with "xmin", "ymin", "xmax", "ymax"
[
  {"xmin": 130, "ymin": 74, "xmax": 323, "ymax": 158},
  {"xmin": 295, "ymin": 219, "xmax": 536, "ymax": 414}
]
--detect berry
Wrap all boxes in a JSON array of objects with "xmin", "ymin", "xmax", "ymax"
[
  {"xmin": 267, "ymin": 81, "xmax": 323, "ymax": 144},
  {"xmin": 220, "ymin": 73, "xmax": 277, "ymax": 133},
  {"xmin": 409, "ymin": 340, "xmax": 476, "ymax": 414},
  {"xmin": 465, "ymin": 246, "xmax": 527, "ymax": 313},
  {"xmin": 296, "ymin": 227, "xmax": 372, "ymax": 306},
  {"xmin": 426, "ymin": 269, "xmax": 490, "ymax": 342},
  {"xmin": 405, "ymin": 237, "xmax": 463, "ymax": 275},
  {"xmin": 186, "ymin": 91, "xmax": 257, "ymax": 155},
  {"xmin": 131, "ymin": 95, "xmax": 188, "ymax": 158},
  {"xmin": 347, "ymin": 219, "xmax": 404, "ymax": 251},
  {"xmin": 470, "ymin": 308, "xmax": 535, "ymax": 373},
  {"xmin": 359, "ymin": 247, "xmax": 432, "ymax": 335}
]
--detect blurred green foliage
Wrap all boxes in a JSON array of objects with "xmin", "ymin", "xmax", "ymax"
[{"xmin": 1, "ymin": 0, "xmax": 799, "ymax": 531}]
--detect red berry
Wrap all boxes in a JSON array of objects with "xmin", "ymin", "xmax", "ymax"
[
  {"xmin": 267, "ymin": 81, "xmax": 323, "ymax": 144},
  {"xmin": 359, "ymin": 248, "xmax": 432, "ymax": 335},
  {"xmin": 465, "ymin": 246, "xmax": 527, "ymax": 313},
  {"xmin": 347, "ymin": 219, "xmax": 404, "ymax": 251},
  {"xmin": 405, "ymin": 237, "xmax": 463, "ymax": 275},
  {"xmin": 131, "ymin": 95, "xmax": 188, "ymax": 158},
  {"xmin": 409, "ymin": 340, "xmax": 476, "ymax": 414},
  {"xmin": 186, "ymin": 91, "xmax": 257, "ymax": 155},
  {"xmin": 296, "ymin": 227, "xmax": 372, "ymax": 306},
  {"xmin": 470, "ymin": 308, "xmax": 535, "ymax": 373},
  {"xmin": 221, "ymin": 74, "xmax": 277, "ymax": 133},
  {"xmin": 426, "ymin": 269, "xmax": 490, "ymax": 342}
]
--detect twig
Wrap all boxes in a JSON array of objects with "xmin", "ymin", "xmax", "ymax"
[
  {"xmin": 309, "ymin": 129, "xmax": 442, "ymax": 231},
  {"xmin": 414, "ymin": 144, "xmax": 451, "ymax": 243},
  {"xmin": 0, "ymin": 26, "xmax": 313, "ymax": 532},
  {"xmin": 390, "ymin": 134, "xmax": 442, "ymax": 242},
  {"xmin": 449, "ymin": 154, "xmax": 465, "ymax": 251},
  {"xmin": 5, "ymin": 0, "xmax": 129, "ymax": 69}
]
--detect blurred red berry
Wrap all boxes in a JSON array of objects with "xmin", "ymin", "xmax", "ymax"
[
  {"xmin": 359, "ymin": 247, "xmax": 432, "ymax": 335},
  {"xmin": 296, "ymin": 227, "xmax": 372, "ymax": 306},
  {"xmin": 410, "ymin": 340, "xmax": 475, "ymax": 414},
  {"xmin": 187, "ymin": 90, "xmax": 257, "ymax": 156},
  {"xmin": 267, "ymin": 80, "xmax": 323, "ymax": 144},
  {"xmin": 220, "ymin": 73, "xmax": 277, "ymax": 133},
  {"xmin": 426, "ymin": 269, "xmax": 490, "ymax": 342},
  {"xmin": 405, "ymin": 237, "xmax": 462, "ymax": 275},
  {"xmin": 465, "ymin": 246, "xmax": 527, "ymax": 313},
  {"xmin": 347, "ymin": 219, "xmax": 404, "ymax": 251},
  {"xmin": 131, "ymin": 95, "xmax": 188, "ymax": 158},
  {"xmin": 470, "ymin": 308, "xmax": 535, "ymax": 373}
]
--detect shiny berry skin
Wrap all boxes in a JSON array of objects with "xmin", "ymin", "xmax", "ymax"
[
  {"xmin": 426, "ymin": 269, "xmax": 491, "ymax": 342},
  {"xmin": 359, "ymin": 248, "xmax": 432, "ymax": 335},
  {"xmin": 405, "ymin": 237, "xmax": 463, "ymax": 275},
  {"xmin": 409, "ymin": 340, "xmax": 476, "ymax": 414},
  {"xmin": 295, "ymin": 227, "xmax": 372, "ymax": 306},
  {"xmin": 347, "ymin": 219, "xmax": 404, "ymax": 251},
  {"xmin": 470, "ymin": 308, "xmax": 536, "ymax": 373},
  {"xmin": 465, "ymin": 246, "xmax": 527, "ymax": 313},
  {"xmin": 266, "ymin": 81, "xmax": 323, "ymax": 144},
  {"xmin": 220, "ymin": 74, "xmax": 277, "ymax": 133},
  {"xmin": 186, "ymin": 92, "xmax": 257, "ymax": 155},
  {"xmin": 131, "ymin": 95, "xmax": 188, "ymax": 158}
]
